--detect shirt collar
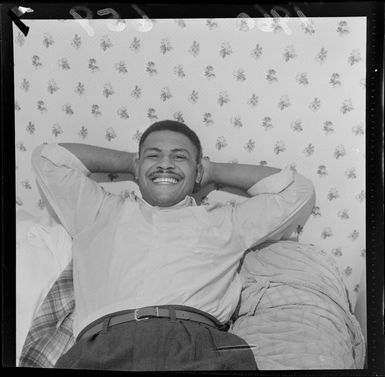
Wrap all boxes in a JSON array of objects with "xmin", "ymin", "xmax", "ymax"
[{"xmin": 134, "ymin": 192, "xmax": 197, "ymax": 209}]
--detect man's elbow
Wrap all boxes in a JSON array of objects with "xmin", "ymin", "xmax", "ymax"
[
  {"xmin": 282, "ymin": 175, "xmax": 315, "ymax": 237},
  {"xmin": 31, "ymin": 144, "xmax": 46, "ymax": 169},
  {"xmin": 296, "ymin": 173, "xmax": 316, "ymax": 216},
  {"xmin": 304, "ymin": 176, "xmax": 316, "ymax": 207},
  {"xmin": 309, "ymin": 182, "xmax": 316, "ymax": 208}
]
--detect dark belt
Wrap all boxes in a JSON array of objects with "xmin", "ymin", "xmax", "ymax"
[{"xmin": 77, "ymin": 306, "xmax": 228, "ymax": 342}]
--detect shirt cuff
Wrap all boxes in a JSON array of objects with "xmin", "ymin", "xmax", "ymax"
[
  {"xmin": 40, "ymin": 143, "xmax": 91, "ymax": 176},
  {"xmin": 247, "ymin": 167, "xmax": 295, "ymax": 196}
]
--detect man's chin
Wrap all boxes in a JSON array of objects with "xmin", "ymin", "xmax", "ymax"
[
  {"xmin": 142, "ymin": 190, "xmax": 186, "ymax": 207},
  {"xmin": 147, "ymin": 196, "xmax": 183, "ymax": 207}
]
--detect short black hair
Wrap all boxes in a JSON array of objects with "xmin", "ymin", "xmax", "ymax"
[{"xmin": 139, "ymin": 120, "xmax": 202, "ymax": 162}]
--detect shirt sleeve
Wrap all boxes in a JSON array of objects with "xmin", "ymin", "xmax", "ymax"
[
  {"xmin": 233, "ymin": 167, "xmax": 316, "ymax": 250},
  {"xmin": 31, "ymin": 143, "xmax": 106, "ymax": 237}
]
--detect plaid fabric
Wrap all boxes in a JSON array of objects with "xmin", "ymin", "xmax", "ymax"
[{"xmin": 19, "ymin": 261, "xmax": 75, "ymax": 368}]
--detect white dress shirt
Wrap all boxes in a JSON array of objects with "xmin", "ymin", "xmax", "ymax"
[{"xmin": 32, "ymin": 143, "xmax": 315, "ymax": 337}]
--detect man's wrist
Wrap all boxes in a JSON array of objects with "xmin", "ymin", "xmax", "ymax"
[
  {"xmin": 209, "ymin": 162, "xmax": 226, "ymax": 190},
  {"xmin": 124, "ymin": 152, "xmax": 138, "ymax": 176},
  {"xmin": 207, "ymin": 161, "xmax": 216, "ymax": 186}
]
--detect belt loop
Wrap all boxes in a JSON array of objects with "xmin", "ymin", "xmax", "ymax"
[
  {"xmin": 101, "ymin": 316, "xmax": 112, "ymax": 334},
  {"xmin": 168, "ymin": 307, "xmax": 176, "ymax": 322}
]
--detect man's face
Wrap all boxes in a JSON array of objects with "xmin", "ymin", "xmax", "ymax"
[{"xmin": 135, "ymin": 130, "xmax": 203, "ymax": 207}]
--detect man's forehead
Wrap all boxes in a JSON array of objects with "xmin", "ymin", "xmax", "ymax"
[
  {"xmin": 143, "ymin": 147, "xmax": 192, "ymax": 156},
  {"xmin": 142, "ymin": 130, "xmax": 196, "ymax": 152}
]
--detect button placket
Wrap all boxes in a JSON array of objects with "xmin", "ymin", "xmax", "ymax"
[{"xmin": 133, "ymin": 212, "xmax": 155, "ymax": 304}]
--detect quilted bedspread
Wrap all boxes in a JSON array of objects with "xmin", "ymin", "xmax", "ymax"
[{"xmin": 230, "ymin": 241, "xmax": 365, "ymax": 370}]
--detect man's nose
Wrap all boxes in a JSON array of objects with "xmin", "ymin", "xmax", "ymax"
[{"xmin": 157, "ymin": 155, "xmax": 175, "ymax": 169}]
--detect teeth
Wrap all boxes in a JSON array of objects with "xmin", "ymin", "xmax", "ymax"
[{"xmin": 152, "ymin": 177, "xmax": 178, "ymax": 184}]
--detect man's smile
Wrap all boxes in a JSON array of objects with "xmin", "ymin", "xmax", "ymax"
[
  {"xmin": 152, "ymin": 177, "xmax": 179, "ymax": 184},
  {"xmin": 149, "ymin": 172, "xmax": 182, "ymax": 185}
]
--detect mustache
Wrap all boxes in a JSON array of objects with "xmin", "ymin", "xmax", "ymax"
[{"xmin": 148, "ymin": 170, "xmax": 183, "ymax": 180}]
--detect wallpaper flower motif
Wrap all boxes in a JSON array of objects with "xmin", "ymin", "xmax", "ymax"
[{"xmin": 14, "ymin": 17, "xmax": 366, "ymax": 308}]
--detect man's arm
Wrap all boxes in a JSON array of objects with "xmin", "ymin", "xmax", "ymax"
[
  {"xmin": 32, "ymin": 143, "xmax": 137, "ymax": 236},
  {"xmin": 58, "ymin": 143, "xmax": 137, "ymax": 175},
  {"xmin": 234, "ymin": 167, "xmax": 315, "ymax": 250},
  {"xmin": 201, "ymin": 159, "xmax": 315, "ymax": 250},
  {"xmin": 204, "ymin": 160, "xmax": 281, "ymax": 194}
]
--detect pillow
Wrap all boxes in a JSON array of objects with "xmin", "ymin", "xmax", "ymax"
[
  {"xmin": 231, "ymin": 241, "xmax": 365, "ymax": 370},
  {"xmin": 16, "ymin": 209, "xmax": 72, "ymax": 365}
]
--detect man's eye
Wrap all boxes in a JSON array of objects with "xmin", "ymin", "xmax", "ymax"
[
  {"xmin": 146, "ymin": 154, "xmax": 159, "ymax": 158},
  {"xmin": 174, "ymin": 155, "xmax": 187, "ymax": 160}
]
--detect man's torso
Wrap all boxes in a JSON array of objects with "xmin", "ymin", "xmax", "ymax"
[{"xmin": 72, "ymin": 193, "xmax": 244, "ymax": 336}]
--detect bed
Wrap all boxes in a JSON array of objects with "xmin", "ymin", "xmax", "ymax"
[{"xmin": 16, "ymin": 207, "xmax": 365, "ymax": 369}]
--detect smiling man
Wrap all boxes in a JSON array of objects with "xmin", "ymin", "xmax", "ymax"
[
  {"xmin": 136, "ymin": 125, "xmax": 203, "ymax": 207},
  {"xmin": 31, "ymin": 120, "xmax": 315, "ymax": 371}
]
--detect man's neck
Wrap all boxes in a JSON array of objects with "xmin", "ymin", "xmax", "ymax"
[{"xmin": 136, "ymin": 194, "xmax": 197, "ymax": 210}]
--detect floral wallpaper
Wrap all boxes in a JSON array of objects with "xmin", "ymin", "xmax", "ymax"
[{"xmin": 14, "ymin": 18, "xmax": 366, "ymax": 309}]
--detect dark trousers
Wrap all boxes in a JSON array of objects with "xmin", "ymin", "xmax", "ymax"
[{"xmin": 55, "ymin": 310, "xmax": 258, "ymax": 371}]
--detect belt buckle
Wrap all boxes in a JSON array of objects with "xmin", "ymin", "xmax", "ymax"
[{"xmin": 134, "ymin": 306, "xmax": 159, "ymax": 321}]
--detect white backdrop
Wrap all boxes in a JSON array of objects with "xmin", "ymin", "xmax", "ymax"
[{"xmin": 14, "ymin": 17, "xmax": 366, "ymax": 308}]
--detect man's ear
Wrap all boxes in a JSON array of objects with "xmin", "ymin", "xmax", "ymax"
[
  {"xmin": 195, "ymin": 161, "xmax": 204, "ymax": 184},
  {"xmin": 133, "ymin": 152, "xmax": 140, "ymax": 181}
]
